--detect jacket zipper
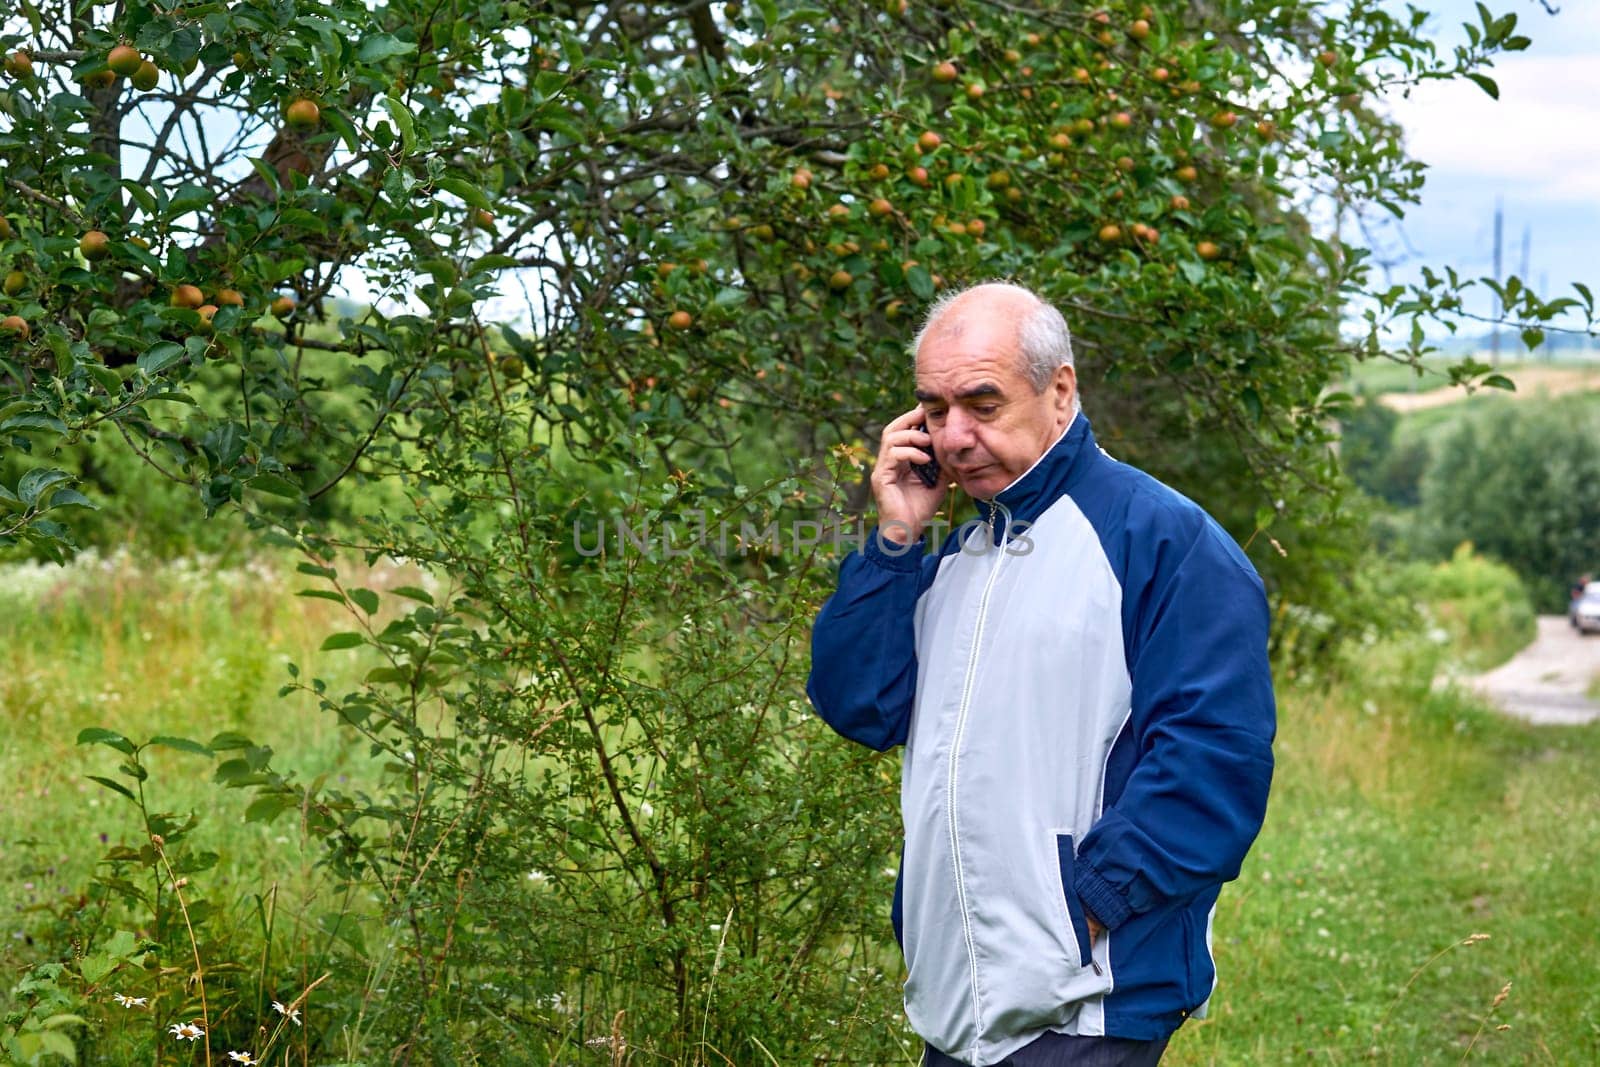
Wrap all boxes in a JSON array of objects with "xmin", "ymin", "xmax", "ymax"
[{"xmin": 946, "ymin": 503, "xmax": 1011, "ymax": 1056}]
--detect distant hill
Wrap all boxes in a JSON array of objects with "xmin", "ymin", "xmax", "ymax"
[{"xmin": 1427, "ymin": 329, "xmax": 1600, "ymax": 361}]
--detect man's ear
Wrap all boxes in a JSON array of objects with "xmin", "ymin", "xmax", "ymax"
[{"xmin": 1051, "ymin": 364, "xmax": 1077, "ymax": 418}]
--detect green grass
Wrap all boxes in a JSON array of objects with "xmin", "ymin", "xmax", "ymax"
[
  {"xmin": 0, "ymin": 550, "xmax": 399, "ymax": 1000},
  {"xmin": 1168, "ymin": 649, "xmax": 1600, "ymax": 1064},
  {"xmin": 1343, "ymin": 356, "xmax": 1600, "ymax": 402},
  {"xmin": 4, "ymin": 552, "xmax": 1598, "ymax": 1063}
]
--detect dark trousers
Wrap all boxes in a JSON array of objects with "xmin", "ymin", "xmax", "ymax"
[{"xmin": 923, "ymin": 1031, "xmax": 1169, "ymax": 1067}]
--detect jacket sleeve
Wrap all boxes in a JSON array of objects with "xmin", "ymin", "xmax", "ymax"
[
  {"xmin": 806, "ymin": 528, "xmax": 940, "ymax": 752},
  {"xmin": 1073, "ymin": 518, "xmax": 1276, "ymax": 931}
]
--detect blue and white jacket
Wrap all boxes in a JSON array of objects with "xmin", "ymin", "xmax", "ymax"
[{"xmin": 807, "ymin": 415, "xmax": 1275, "ymax": 1065}]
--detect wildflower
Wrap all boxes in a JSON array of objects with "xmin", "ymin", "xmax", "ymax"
[
  {"xmin": 168, "ymin": 1021, "xmax": 205, "ymax": 1041},
  {"xmin": 112, "ymin": 993, "xmax": 148, "ymax": 1008},
  {"xmin": 228, "ymin": 1053, "xmax": 258, "ymax": 1064},
  {"xmin": 272, "ymin": 999, "xmax": 302, "ymax": 1026}
]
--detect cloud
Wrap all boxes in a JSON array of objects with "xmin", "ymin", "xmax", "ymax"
[{"xmin": 1387, "ymin": 53, "xmax": 1600, "ymax": 202}]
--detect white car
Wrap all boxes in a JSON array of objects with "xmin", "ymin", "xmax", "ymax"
[{"xmin": 1571, "ymin": 582, "xmax": 1600, "ymax": 635}]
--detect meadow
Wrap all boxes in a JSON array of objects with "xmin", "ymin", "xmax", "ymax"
[{"xmin": 4, "ymin": 546, "xmax": 1597, "ymax": 1064}]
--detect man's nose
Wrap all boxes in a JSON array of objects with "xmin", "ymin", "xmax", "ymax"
[{"xmin": 940, "ymin": 407, "xmax": 977, "ymax": 451}]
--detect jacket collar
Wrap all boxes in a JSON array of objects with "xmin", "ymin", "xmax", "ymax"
[{"xmin": 972, "ymin": 413, "xmax": 1098, "ymax": 537}]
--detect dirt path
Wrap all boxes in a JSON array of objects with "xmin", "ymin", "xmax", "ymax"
[
  {"xmin": 1469, "ymin": 616, "xmax": 1600, "ymax": 725},
  {"xmin": 1381, "ymin": 364, "xmax": 1600, "ymax": 413}
]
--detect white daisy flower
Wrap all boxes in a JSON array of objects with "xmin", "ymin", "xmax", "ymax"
[
  {"xmin": 271, "ymin": 999, "xmax": 302, "ymax": 1025},
  {"xmin": 228, "ymin": 1053, "xmax": 258, "ymax": 1064},
  {"xmin": 168, "ymin": 1021, "xmax": 205, "ymax": 1041},
  {"xmin": 112, "ymin": 993, "xmax": 148, "ymax": 1008}
]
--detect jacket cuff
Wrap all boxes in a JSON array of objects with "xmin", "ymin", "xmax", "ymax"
[
  {"xmin": 863, "ymin": 526, "xmax": 925, "ymax": 572},
  {"xmin": 1074, "ymin": 863, "xmax": 1134, "ymax": 931}
]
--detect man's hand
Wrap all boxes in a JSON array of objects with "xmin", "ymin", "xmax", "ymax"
[
  {"xmin": 1088, "ymin": 915, "xmax": 1104, "ymax": 945},
  {"xmin": 872, "ymin": 406, "xmax": 947, "ymax": 545}
]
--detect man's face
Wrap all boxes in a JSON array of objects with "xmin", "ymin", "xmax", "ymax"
[{"xmin": 914, "ymin": 314, "xmax": 1076, "ymax": 501}]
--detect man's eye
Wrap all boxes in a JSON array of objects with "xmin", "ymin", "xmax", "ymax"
[
  {"xmin": 925, "ymin": 410, "xmax": 946, "ymax": 423},
  {"xmin": 974, "ymin": 405, "xmax": 999, "ymax": 416}
]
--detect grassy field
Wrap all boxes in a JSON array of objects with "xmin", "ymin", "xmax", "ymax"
[
  {"xmin": 0, "ymin": 548, "xmax": 408, "ymax": 1064},
  {"xmin": 1342, "ymin": 354, "xmax": 1600, "ymax": 400},
  {"xmin": 1168, "ymin": 644, "xmax": 1600, "ymax": 1064},
  {"xmin": 4, "ymin": 551, "xmax": 1598, "ymax": 1063},
  {"xmin": 1342, "ymin": 355, "xmax": 1460, "ymax": 397}
]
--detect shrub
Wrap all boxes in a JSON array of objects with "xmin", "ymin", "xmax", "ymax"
[
  {"xmin": 1399, "ymin": 543, "xmax": 1537, "ymax": 671},
  {"xmin": 1416, "ymin": 398, "xmax": 1600, "ymax": 611}
]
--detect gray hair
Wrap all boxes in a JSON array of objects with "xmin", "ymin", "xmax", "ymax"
[{"xmin": 912, "ymin": 282, "xmax": 1080, "ymax": 407}]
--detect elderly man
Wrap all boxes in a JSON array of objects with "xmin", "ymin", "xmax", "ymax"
[{"xmin": 806, "ymin": 283, "xmax": 1276, "ymax": 1067}]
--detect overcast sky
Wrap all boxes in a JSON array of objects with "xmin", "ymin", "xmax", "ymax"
[{"xmin": 1379, "ymin": 0, "xmax": 1599, "ymax": 337}]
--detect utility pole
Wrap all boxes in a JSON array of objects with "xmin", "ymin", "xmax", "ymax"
[{"xmin": 1491, "ymin": 197, "xmax": 1503, "ymax": 367}]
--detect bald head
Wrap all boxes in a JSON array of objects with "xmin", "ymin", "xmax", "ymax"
[{"xmin": 913, "ymin": 283, "xmax": 1078, "ymax": 403}]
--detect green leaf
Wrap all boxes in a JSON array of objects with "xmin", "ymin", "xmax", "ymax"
[
  {"xmin": 184, "ymin": 899, "xmax": 218, "ymax": 926},
  {"xmin": 383, "ymin": 96, "xmax": 416, "ymax": 154},
  {"xmin": 214, "ymin": 759, "xmax": 265, "ymax": 786},
  {"xmin": 18, "ymin": 468, "xmax": 71, "ymax": 506},
  {"xmin": 124, "ymin": 242, "xmax": 163, "ymax": 273},
  {"xmin": 209, "ymin": 731, "xmax": 254, "ymax": 750},
  {"xmin": 320, "ymin": 631, "xmax": 366, "ymax": 650},
  {"xmin": 249, "ymin": 472, "xmax": 306, "ymax": 500},
  {"xmin": 296, "ymin": 588, "xmax": 347, "ymax": 603},
  {"xmin": 247, "ymin": 155, "xmax": 281, "ymax": 194},
  {"xmin": 245, "ymin": 794, "xmax": 296, "ymax": 823},
  {"xmin": 435, "ymin": 177, "xmax": 492, "ymax": 212},
  {"xmin": 322, "ymin": 107, "xmax": 361, "ymax": 154},
  {"xmin": 45, "ymin": 488, "xmax": 97, "ymax": 511},
  {"xmin": 137, "ymin": 342, "xmax": 186, "ymax": 375},
  {"xmin": 1481, "ymin": 373, "xmax": 1516, "ymax": 391},
  {"xmin": 168, "ymin": 182, "xmax": 214, "ymax": 215},
  {"xmin": 297, "ymin": 561, "xmax": 337, "ymax": 579},
  {"xmin": 1465, "ymin": 73, "xmax": 1498, "ymax": 100},
  {"xmin": 86, "ymin": 775, "xmax": 137, "ymax": 802},
  {"xmin": 906, "ymin": 265, "xmax": 934, "ymax": 300},
  {"xmin": 121, "ymin": 179, "xmax": 158, "ymax": 215},
  {"xmin": 348, "ymin": 587, "xmax": 380, "ymax": 614},
  {"xmin": 0, "ymin": 412, "xmax": 69, "ymax": 435},
  {"xmin": 357, "ymin": 33, "xmax": 415, "ymax": 63},
  {"xmin": 1518, "ymin": 327, "xmax": 1544, "ymax": 352},
  {"xmin": 78, "ymin": 951, "xmax": 118, "ymax": 984},
  {"xmin": 149, "ymin": 735, "xmax": 212, "ymax": 756},
  {"xmin": 77, "ymin": 727, "xmax": 136, "ymax": 754},
  {"xmin": 469, "ymin": 254, "xmax": 519, "ymax": 273},
  {"xmin": 391, "ymin": 585, "xmax": 434, "ymax": 604}
]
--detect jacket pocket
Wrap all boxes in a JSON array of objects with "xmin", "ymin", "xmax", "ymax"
[{"xmin": 1054, "ymin": 833, "xmax": 1095, "ymax": 968}]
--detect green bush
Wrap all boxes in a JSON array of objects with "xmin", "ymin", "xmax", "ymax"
[
  {"xmin": 1416, "ymin": 397, "xmax": 1600, "ymax": 611},
  {"xmin": 1399, "ymin": 543, "xmax": 1537, "ymax": 671}
]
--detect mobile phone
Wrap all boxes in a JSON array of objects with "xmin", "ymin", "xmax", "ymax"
[{"xmin": 911, "ymin": 423, "xmax": 941, "ymax": 488}]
